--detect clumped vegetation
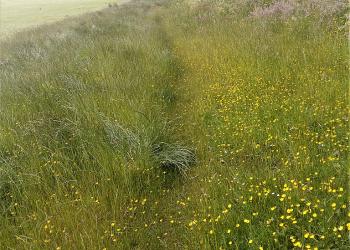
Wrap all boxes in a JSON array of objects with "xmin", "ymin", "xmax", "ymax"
[{"xmin": 0, "ymin": 0, "xmax": 348, "ymax": 249}]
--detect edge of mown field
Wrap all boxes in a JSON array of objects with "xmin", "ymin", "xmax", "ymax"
[{"xmin": 0, "ymin": 0, "xmax": 133, "ymax": 40}]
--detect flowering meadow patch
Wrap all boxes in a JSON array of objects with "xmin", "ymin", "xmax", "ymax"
[{"xmin": 0, "ymin": 0, "xmax": 348, "ymax": 249}]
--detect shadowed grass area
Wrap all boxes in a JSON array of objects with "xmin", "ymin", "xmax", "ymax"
[{"xmin": 0, "ymin": 0, "xmax": 348, "ymax": 249}]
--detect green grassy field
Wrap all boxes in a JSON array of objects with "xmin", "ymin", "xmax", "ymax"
[
  {"xmin": 0, "ymin": 0, "xmax": 126, "ymax": 36},
  {"xmin": 0, "ymin": 0, "xmax": 349, "ymax": 249}
]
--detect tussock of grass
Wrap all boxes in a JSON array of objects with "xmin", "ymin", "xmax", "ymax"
[
  {"xmin": 104, "ymin": 119, "xmax": 143, "ymax": 156},
  {"xmin": 153, "ymin": 142, "xmax": 196, "ymax": 175}
]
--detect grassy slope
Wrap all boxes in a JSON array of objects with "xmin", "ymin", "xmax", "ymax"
[{"xmin": 0, "ymin": 0, "xmax": 349, "ymax": 249}]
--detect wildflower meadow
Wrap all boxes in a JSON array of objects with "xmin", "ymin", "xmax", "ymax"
[{"xmin": 0, "ymin": 0, "xmax": 348, "ymax": 249}]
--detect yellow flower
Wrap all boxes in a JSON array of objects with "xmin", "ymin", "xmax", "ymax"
[
  {"xmin": 248, "ymin": 239, "xmax": 253, "ymax": 244},
  {"xmin": 244, "ymin": 219, "xmax": 250, "ymax": 224},
  {"xmin": 294, "ymin": 241, "xmax": 302, "ymax": 248}
]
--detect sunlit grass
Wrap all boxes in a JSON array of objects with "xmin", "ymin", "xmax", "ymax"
[{"xmin": 0, "ymin": 0, "xmax": 348, "ymax": 249}]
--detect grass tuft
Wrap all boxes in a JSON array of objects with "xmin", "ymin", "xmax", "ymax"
[{"xmin": 152, "ymin": 142, "xmax": 196, "ymax": 175}]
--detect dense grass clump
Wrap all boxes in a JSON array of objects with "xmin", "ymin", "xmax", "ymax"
[
  {"xmin": 153, "ymin": 142, "xmax": 196, "ymax": 175},
  {"xmin": 0, "ymin": 0, "xmax": 348, "ymax": 249}
]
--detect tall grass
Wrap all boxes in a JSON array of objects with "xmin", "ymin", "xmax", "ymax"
[{"xmin": 0, "ymin": 0, "xmax": 348, "ymax": 249}]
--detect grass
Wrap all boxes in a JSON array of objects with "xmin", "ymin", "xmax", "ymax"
[
  {"xmin": 0, "ymin": 0, "xmax": 349, "ymax": 249},
  {"xmin": 0, "ymin": 0, "xmax": 126, "ymax": 36}
]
